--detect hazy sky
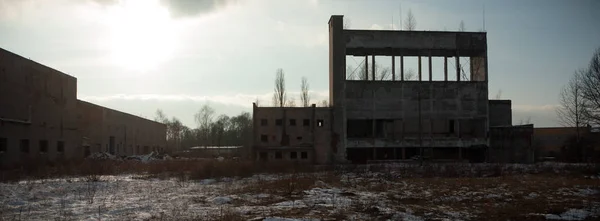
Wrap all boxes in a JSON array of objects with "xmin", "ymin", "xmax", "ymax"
[{"xmin": 1, "ymin": 0, "xmax": 599, "ymax": 127}]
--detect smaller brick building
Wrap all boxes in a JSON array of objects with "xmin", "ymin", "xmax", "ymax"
[{"xmin": 252, "ymin": 103, "xmax": 334, "ymax": 164}]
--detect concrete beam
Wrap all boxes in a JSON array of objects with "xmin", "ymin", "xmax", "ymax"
[{"xmin": 344, "ymin": 30, "xmax": 487, "ymax": 56}]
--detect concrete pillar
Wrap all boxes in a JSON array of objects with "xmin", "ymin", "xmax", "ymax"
[
  {"xmin": 444, "ymin": 57, "xmax": 448, "ymax": 81},
  {"xmin": 328, "ymin": 15, "xmax": 347, "ymax": 163},
  {"xmin": 418, "ymin": 56, "xmax": 422, "ymax": 81},
  {"xmin": 402, "ymin": 147, "xmax": 406, "ymax": 159},
  {"xmin": 400, "ymin": 56, "xmax": 404, "ymax": 81},
  {"xmin": 365, "ymin": 55, "xmax": 368, "ymax": 80},
  {"xmin": 392, "ymin": 56, "xmax": 395, "ymax": 81},
  {"xmin": 372, "ymin": 55, "xmax": 376, "ymax": 81},
  {"xmin": 428, "ymin": 56, "xmax": 432, "ymax": 81},
  {"xmin": 456, "ymin": 56, "xmax": 460, "ymax": 81}
]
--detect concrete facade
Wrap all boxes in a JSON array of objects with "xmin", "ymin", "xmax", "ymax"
[
  {"xmin": 0, "ymin": 48, "xmax": 166, "ymax": 166},
  {"xmin": 0, "ymin": 48, "xmax": 80, "ymax": 165},
  {"xmin": 77, "ymin": 101, "xmax": 166, "ymax": 157},
  {"xmin": 489, "ymin": 100, "xmax": 512, "ymax": 127},
  {"xmin": 489, "ymin": 124, "xmax": 534, "ymax": 163},
  {"xmin": 252, "ymin": 104, "xmax": 333, "ymax": 164},
  {"xmin": 329, "ymin": 15, "xmax": 490, "ymax": 163}
]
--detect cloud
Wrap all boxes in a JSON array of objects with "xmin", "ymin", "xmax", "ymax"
[
  {"xmin": 369, "ymin": 23, "xmax": 399, "ymax": 30},
  {"xmin": 512, "ymin": 104, "xmax": 559, "ymax": 112},
  {"xmin": 80, "ymin": 91, "xmax": 330, "ymax": 107},
  {"xmin": 159, "ymin": 0, "xmax": 239, "ymax": 18}
]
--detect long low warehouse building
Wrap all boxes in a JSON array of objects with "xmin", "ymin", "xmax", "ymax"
[{"xmin": 0, "ymin": 47, "xmax": 166, "ymax": 166}]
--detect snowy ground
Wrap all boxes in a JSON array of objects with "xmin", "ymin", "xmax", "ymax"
[{"xmin": 1, "ymin": 164, "xmax": 599, "ymax": 221}]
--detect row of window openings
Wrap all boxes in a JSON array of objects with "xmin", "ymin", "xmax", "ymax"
[
  {"xmin": 0, "ymin": 138, "xmax": 64, "ymax": 154},
  {"xmin": 261, "ymin": 119, "xmax": 324, "ymax": 127},
  {"xmin": 261, "ymin": 135, "xmax": 312, "ymax": 143},
  {"xmin": 260, "ymin": 151, "xmax": 308, "ymax": 159}
]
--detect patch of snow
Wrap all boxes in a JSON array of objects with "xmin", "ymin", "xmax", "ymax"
[
  {"xmin": 527, "ymin": 192, "xmax": 539, "ymax": 199},
  {"xmin": 263, "ymin": 217, "xmax": 319, "ymax": 221},
  {"xmin": 200, "ymin": 179, "xmax": 217, "ymax": 185},
  {"xmin": 210, "ymin": 196, "xmax": 232, "ymax": 205},
  {"xmin": 391, "ymin": 212, "xmax": 425, "ymax": 221},
  {"xmin": 545, "ymin": 209, "xmax": 590, "ymax": 220}
]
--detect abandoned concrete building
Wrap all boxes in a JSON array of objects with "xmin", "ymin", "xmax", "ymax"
[
  {"xmin": 253, "ymin": 15, "xmax": 532, "ymax": 164},
  {"xmin": 0, "ymin": 47, "xmax": 167, "ymax": 166}
]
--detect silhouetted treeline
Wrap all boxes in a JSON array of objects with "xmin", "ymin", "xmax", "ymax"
[{"xmin": 155, "ymin": 104, "xmax": 252, "ymax": 151}]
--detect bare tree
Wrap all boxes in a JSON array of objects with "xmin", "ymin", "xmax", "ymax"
[
  {"xmin": 154, "ymin": 109, "xmax": 168, "ymax": 123},
  {"xmin": 580, "ymin": 48, "xmax": 600, "ymax": 125},
  {"xmin": 518, "ymin": 116, "xmax": 532, "ymax": 125},
  {"xmin": 557, "ymin": 71, "xmax": 588, "ymax": 132},
  {"xmin": 375, "ymin": 66, "xmax": 391, "ymax": 80},
  {"xmin": 495, "ymin": 89, "xmax": 502, "ymax": 99},
  {"xmin": 273, "ymin": 68, "xmax": 287, "ymax": 107},
  {"xmin": 300, "ymin": 77, "xmax": 310, "ymax": 107},
  {"xmin": 404, "ymin": 68, "xmax": 416, "ymax": 80},
  {"xmin": 194, "ymin": 103, "xmax": 215, "ymax": 147},
  {"xmin": 319, "ymin": 99, "xmax": 328, "ymax": 107},
  {"xmin": 344, "ymin": 18, "xmax": 351, "ymax": 29},
  {"xmin": 404, "ymin": 9, "xmax": 416, "ymax": 31},
  {"xmin": 287, "ymin": 97, "xmax": 297, "ymax": 107},
  {"xmin": 459, "ymin": 20, "xmax": 465, "ymax": 31}
]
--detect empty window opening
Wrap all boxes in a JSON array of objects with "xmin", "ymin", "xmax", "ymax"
[
  {"xmin": 449, "ymin": 120, "xmax": 455, "ymax": 134},
  {"xmin": 303, "ymin": 119, "xmax": 310, "ymax": 126},
  {"xmin": 290, "ymin": 152, "xmax": 298, "ymax": 159},
  {"xmin": 259, "ymin": 152, "xmax": 268, "ymax": 161},
  {"xmin": 261, "ymin": 135, "xmax": 268, "ymax": 142},
  {"xmin": 470, "ymin": 56, "xmax": 486, "ymax": 81},
  {"xmin": 39, "ymin": 140, "xmax": 48, "ymax": 153},
  {"xmin": 347, "ymin": 119, "xmax": 373, "ymax": 138},
  {"xmin": 0, "ymin": 138, "xmax": 7, "ymax": 153},
  {"xmin": 432, "ymin": 57, "xmax": 446, "ymax": 81},
  {"xmin": 301, "ymin": 152, "xmax": 308, "ymax": 159},
  {"xmin": 261, "ymin": 119, "xmax": 268, "ymax": 126},
  {"xmin": 375, "ymin": 119, "xmax": 394, "ymax": 138},
  {"xmin": 373, "ymin": 55, "xmax": 393, "ymax": 81},
  {"xmin": 20, "ymin": 139, "xmax": 29, "ymax": 153},
  {"xmin": 275, "ymin": 152, "xmax": 282, "ymax": 159},
  {"xmin": 297, "ymin": 136, "xmax": 302, "ymax": 140},
  {"xmin": 84, "ymin": 146, "xmax": 91, "ymax": 157},
  {"xmin": 403, "ymin": 57, "xmax": 419, "ymax": 81},
  {"xmin": 346, "ymin": 55, "xmax": 367, "ymax": 80},
  {"xmin": 276, "ymin": 119, "xmax": 283, "ymax": 126},
  {"xmin": 289, "ymin": 119, "xmax": 296, "ymax": 126},
  {"xmin": 317, "ymin": 119, "xmax": 324, "ymax": 127}
]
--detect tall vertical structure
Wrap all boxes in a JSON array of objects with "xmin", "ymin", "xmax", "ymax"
[{"xmin": 329, "ymin": 15, "xmax": 490, "ymax": 163}]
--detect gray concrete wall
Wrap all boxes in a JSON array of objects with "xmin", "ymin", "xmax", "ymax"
[
  {"xmin": 345, "ymin": 81, "xmax": 488, "ymax": 119},
  {"xmin": 345, "ymin": 30, "xmax": 487, "ymax": 57},
  {"xmin": 489, "ymin": 125, "xmax": 534, "ymax": 163},
  {"xmin": 77, "ymin": 100, "xmax": 167, "ymax": 157},
  {"xmin": 489, "ymin": 100, "xmax": 512, "ymax": 126},
  {"xmin": 0, "ymin": 48, "xmax": 80, "ymax": 166}
]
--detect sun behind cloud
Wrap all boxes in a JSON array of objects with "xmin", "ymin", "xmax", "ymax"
[{"xmin": 104, "ymin": 0, "xmax": 179, "ymax": 72}]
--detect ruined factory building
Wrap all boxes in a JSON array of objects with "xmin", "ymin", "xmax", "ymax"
[
  {"xmin": 0, "ymin": 48, "xmax": 167, "ymax": 167},
  {"xmin": 252, "ymin": 15, "xmax": 530, "ymax": 164}
]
